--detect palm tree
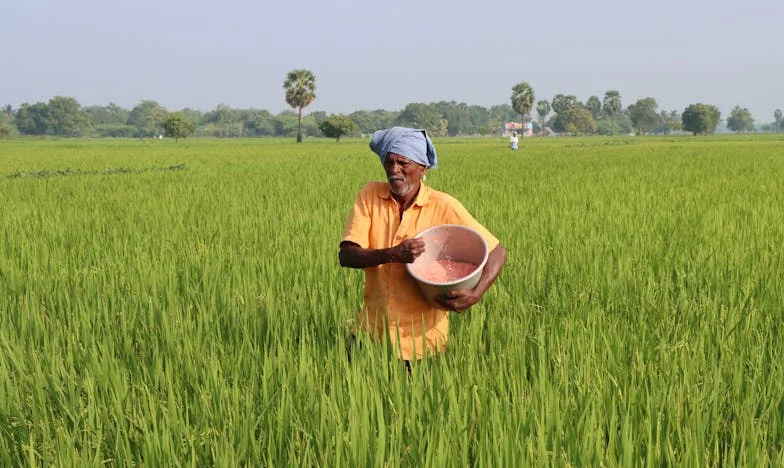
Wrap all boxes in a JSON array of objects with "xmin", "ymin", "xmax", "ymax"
[
  {"xmin": 602, "ymin": 90, "xmax": 622, "ymax": 117},
  {"xmin": 2, "ymin": 104, "xmax": 13, "ymax": 124},
  {"xmin": 510, "ymin": 82, "xmax": 535, "ymax": 137},
  {"xmin": 586, "ymin": 96, "xmax": 602, "ymax": 120},
  {"xmin": 536, "ymin": 100, "xmax": 550, "ymax": 135},
  {"xmin": 603, "ymin": 90, "xmax": 622, "ymax": 134},
  {"xmin": 283, "ymin": 69, "xmax": 317, "ymax": 142}
]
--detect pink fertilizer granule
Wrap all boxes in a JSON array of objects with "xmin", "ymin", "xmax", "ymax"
[{"xmin": 417, "ymin": 259, "xmax": 478, "ymax": 283}]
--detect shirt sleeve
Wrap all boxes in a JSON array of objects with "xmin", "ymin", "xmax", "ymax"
[{"xmin": 341, "ymin": 185, "xmax": 373, "ymax": 249}]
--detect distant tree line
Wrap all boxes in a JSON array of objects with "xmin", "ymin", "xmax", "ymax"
[
  {"xmin": 1, "ymin": 92, "xmax": 781, "ymax": 140},
  {"xmin": 0, "ymin": 97, "xmax": 524, "ymax": 139},
  {"xmin": 508, "ymin": 85, "xmax": 780, "ymax": 137}
]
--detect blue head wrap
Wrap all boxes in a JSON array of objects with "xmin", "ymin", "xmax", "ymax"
[{"xmin": 369, "ymin": 126, "xmax": 438, "ymax": 169}]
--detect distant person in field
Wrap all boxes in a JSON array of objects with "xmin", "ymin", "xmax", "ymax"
[
  {"xmin": 509, "ymin": 132, "xmax": 519, "ymax": 150},
  {"xmin": 339, "ymin": 126, "xmax": 507, "ymax": 362}
]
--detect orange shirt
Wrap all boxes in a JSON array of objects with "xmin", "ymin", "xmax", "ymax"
[{"xmin": 342, "ymin": 181, "xmax": 499, "ymax": 360}]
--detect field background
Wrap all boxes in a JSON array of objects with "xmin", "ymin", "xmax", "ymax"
[{"xmin": 1, "ymin": 136, "xmax": 783, "ymax": 466}]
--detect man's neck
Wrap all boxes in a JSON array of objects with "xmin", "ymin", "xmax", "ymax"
[{"xmin": 391, "ymin": 184, "xmax": 421, "ymax": 215}]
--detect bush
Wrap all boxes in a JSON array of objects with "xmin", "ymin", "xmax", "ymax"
[{"xmin": 0, "ymin": 124, "xmax": 15, "ymax": 138}]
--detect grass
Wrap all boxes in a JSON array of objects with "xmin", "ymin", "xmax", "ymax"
[{"xmin": 1, "ymin": 135, "xmax": 783, "ymax": 465}]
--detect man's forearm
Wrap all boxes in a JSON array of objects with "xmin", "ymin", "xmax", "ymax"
[
  {"xmin": 472, "ymin": 244, "xmax": 507, "ymax": 296},
  {"xmin": 339, "ymin": 244, "xmax": 396, "ymax": 269}
]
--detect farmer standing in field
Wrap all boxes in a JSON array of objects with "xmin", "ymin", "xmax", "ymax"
[
  {"xmin": 509, "ymin": 132, "xmax": 519, "ymax": 150},
  {"xmin": 339, "ymin": 126, "xmax": 507, "ymax": 362}
]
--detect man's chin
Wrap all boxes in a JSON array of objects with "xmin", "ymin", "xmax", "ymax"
[{"xmin": 389, "ymin": 184, "xmax": 413, "ymax": 197}]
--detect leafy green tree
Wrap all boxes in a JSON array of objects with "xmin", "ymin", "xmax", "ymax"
[
  {"xmin": 243, "ymin": 109, "xmax": 276, "ymax": 136},
  {"xmin": 83, "ymin": 102, "xmax": 130, "ymax": 125},
  {"xmin": 394, "ymin": 103, "xmax": 442, "ymax": 134},
  {"xmin": 15, "ymin": 98, "xmax": 89, "ymax": 136},
  {"xmin": 0, "ymin": 105, "xmax": 17, "ymax": 137},
  {"xmin": 309, "ymin": 110, "xmax": 328, "ymax": 125},
  {"xmin": 299, "ymin": 114, "xmax": 321, "ymax": 138},
  {"xmin": 774, "ymin": 109, "xmax": 783, "ymax": 131},
  {"xmin": 510, "ymin": 82, "xmax": 535, "ymax": 130},
  {"xmin": 536, "ymin": 100, "xmax": 551, "ymax": 132},
  {"xmin": 83, "ymin": 102, "xmax": 133, "ymax": 137},
  {"xmin": 346, "ymin": 110, "xmax": 375, "ymax": 135},
  {"xmin": 162, "ymin": 112, "xmax": 196, "ymax": 142},
  {"xmin": 552, "ymin": 106, "xmax": 595, "ymax": 134},
  {"xmin": 428, "ymin": 101, "xmax": 493, "ymax": 136},
  {"xmin": 434, "ymin": 101, "xmax": 468, "ymax": 136},
  {"xmin": 272, "ymin": 111, "xmax": 300, "ymax": 137},
  {"xmin": 487, "ymin": 104, "xmax": 516, "ymax": 134},
  {"xmin": 434, "ymin": 118, "xmax": 449, "ymax": 137},
  {"xmin": 15, "ymin": 102, "xmax": 51, "ymax": 135},
  {"xmin": 128, "ymin": 100, "xmax": 168, "ymax": 137},
  {"xmin": 318, "ymin": 113, "xmax": 357, "ymax": 142},
  {"xmin": 565, "ymin": 107, "xmax": 595, "ymax": 134},
  {"xmin": 269, "ymin": 110, "xmax": 319, "ymax": 138},
  {"xmin": 627, "ymin": 97, "xmax": 659, "ymax": 135},
  {"xmin": 682, "ymin": 103, "xmax": 721, "ymax": 135},
  {"xmin": 665, "ymin": 110, "xmax": 683, "ymax": 134},
  {"xmin": 726, "ymin": 106, "xmax": 755, "ymax": 133},
  {"xmin": 349, "ymin": 109, "xmax": 398, "ymax": 135},
  {"xmin": 201, "ymin": 104, "xmax": 250, "ymax": 137},
  {"xmin": 551, "ymin": 94, "xmax": 578, "ymax": 115},
  {"xmin": 466, "ymin": 105, "xmax": 491, "ymax": 135},
  {"xmin": 204, "ymin": 104, "xmax": 239, "ymax": 137},
  {"xmin": 586, "ymin": 96, "xmax": 602, "ymax": 120},
  {"xmin": 654, "ymin": 109, "xmax": 683, "ymax": 134},
  {"xmin": 595, "ymin": 113, "xmax": 632, "ymax": 135},
  {"xmin": 488, "ymin": 104, "xmax": 516, "ymax": 122},
  {"xmin": 47, "ymin": 96, "xmax": 90, "ymax": 136},
  {"xmin": 1, "ymin": 105, "xmax": 14, "ymax": 123},
  {"xmin": 283, "ymin": 69, "xmax": 317, "ymax": 142},
  {"xmin": 179, "ymin": 108, "xmax": 203, "ymax": 126}
]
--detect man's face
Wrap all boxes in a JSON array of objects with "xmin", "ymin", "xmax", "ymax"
[{"xmin": 383, "ymin": 152, "xmax": 426, "ymax": 197}]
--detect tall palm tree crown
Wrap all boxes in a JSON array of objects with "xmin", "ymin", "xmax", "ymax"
[
  {"xmin": 536, "ymin": 100, "xmax": 551, "ymax": 132},
  {"xmin": 283, "ymin": 69, "xmax": 317, "ymax": 142},
  {"xmin": 511, "ymin": 82, "xmax": 535, "ymax": 136},
  {"xmin": 602, "ymin": 90, "xmax": 622, "ymax": 135},
  {"xmin": 602, "ymin": 90, "xmax": 622, "ymax": 117}
]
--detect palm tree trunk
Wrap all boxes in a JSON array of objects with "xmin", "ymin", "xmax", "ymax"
[
  {"xmin": 520, "ymin": 114, "xmax": 524, "ymax": 138},
  {"xmin": 297, "ymin": 107, "xmax": 303, "ymax": 143}
]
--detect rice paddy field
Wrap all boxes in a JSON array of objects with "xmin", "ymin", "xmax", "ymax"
[{"xmin": 1, "ymin": 135, "xmax": 783, "ymax": 466}]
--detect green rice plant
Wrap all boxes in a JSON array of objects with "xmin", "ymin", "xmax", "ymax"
[{"xmin": 1, "ymin": 135, "xmax": 783, "ymax": 466}]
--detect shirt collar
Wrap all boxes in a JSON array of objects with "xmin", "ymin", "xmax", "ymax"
[{"xmin": 378, "ymin": 182, "xmax": 431, "ymax": 207}]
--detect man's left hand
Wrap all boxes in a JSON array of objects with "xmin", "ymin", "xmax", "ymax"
[{"xmin": 435, "ymin": 289, "xmax": 480, "ymax": 313}]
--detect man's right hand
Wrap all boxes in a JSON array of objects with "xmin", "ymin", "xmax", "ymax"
[{"xmin": 392, "ymin": 238, "xmax": 425, "ymax": 263}]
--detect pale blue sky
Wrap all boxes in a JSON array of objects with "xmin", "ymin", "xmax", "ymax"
[{"xmin": 2, "ymin": 0, "xmax": 782, "ymax": 121}]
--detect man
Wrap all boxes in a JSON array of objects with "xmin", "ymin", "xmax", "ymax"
[
  {"xmin": 509, "ymin": 132, "xmax": 519, "ymax": 150},
  {"xmin": 339, "ymin": 126, "xmax": 507, "ymax": 361}
]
